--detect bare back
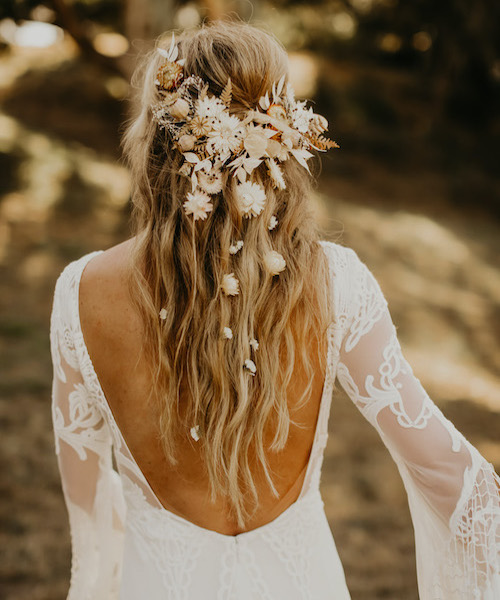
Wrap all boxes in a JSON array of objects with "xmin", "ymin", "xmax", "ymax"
[{"xmin": 79, "ymin": 239, "xmax": 327, "ymax": 535}]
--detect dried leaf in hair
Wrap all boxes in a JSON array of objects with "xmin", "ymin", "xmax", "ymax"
[
  {"xmin": 259, "ymin": 92, "xmax": 271, "ymax": 111},
  {"xmin": 309, "ymin": 135, "xmax": 340, "ymax": 151},
  {"xmin": 199, "ymin": 83, "xmax": 209, "ymax": 100},
  {"xmin": 276, "ymin": 74, "xmax": 285, "ymax": 97},
  {"xmin": 193, "ymin": 143, "xmax": 210, "ymax": 161},
  {"xmin": 220, "ymin": 78, "xmax": 232, "ymax": 107}
]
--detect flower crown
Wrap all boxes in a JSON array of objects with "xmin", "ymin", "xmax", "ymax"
[{"xmin": 152, "ymin": 36, "xmax": 338, "ymax": 420}]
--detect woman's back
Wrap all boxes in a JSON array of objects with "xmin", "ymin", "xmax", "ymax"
[
  {"xmin": 51, "ymin": 240, "xmax": 500, "ymax": 599},
  {"xmin": 51, "ymin": 241, "xmax": 354, "ymax": 600},
  {"xmin": 79, "ymin": 238, "xmax": 327, "ymax": 535},
  {"xmin": 50, "ymin": 19, "xmax": 500, "ymax": 600}
]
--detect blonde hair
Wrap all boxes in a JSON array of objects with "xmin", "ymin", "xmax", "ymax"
[{"xmin": 123, "ymin": 20, "xmax": 333, "ymax": 526}]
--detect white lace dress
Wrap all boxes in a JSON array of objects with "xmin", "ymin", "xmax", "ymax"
[{"xmin": 50, "ymin": 241, "xmax": 500, "ymax": 600}]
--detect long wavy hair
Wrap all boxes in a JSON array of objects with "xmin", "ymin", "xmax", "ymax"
[{"xmin": 122, "ymin": 20, "xmax": 333, "ymax": 526}]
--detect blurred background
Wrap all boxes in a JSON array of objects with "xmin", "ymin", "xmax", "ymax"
[{"xmin": 0, "ymin": 1, "xmax": 499, "ymax": 598}]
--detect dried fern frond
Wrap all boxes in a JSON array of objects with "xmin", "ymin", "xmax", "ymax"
[
  {"xmin": 199, "ymin": 83, "xmax": 209, "ymax": 100},
  {"xmin": 193, "ymin": 143, "xmax": 210, "ymax": 160},
  {"xmin": 220, "ymin": 78, "xmax": 232, "ymax": 107},
  {"xmin": 308, "ymin": 134, "xmax": 340, "ymax": 151}
]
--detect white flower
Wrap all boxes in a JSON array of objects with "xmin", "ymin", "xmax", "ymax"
[
  {"xmin": 223, "ymin": 327, "xmax": 233, "ymax": 339},
  {"xmin": 221, "ymin": 273, "xmax": 239, "ymax": 296},
  {"xmin": 250, "ymin": 338, "xmax": 259, "ymax": 351},
  {"xmin": 235, "ymin": 181, "xmax": 266, "ymax": 218},
  {"xmin": 159, "ymin": 308, "xmax": 167, "ymax": 320},
  {"xmin": 244, "ymin": 125, "xmax": 273, "ymax": 159},
  {"xmin": 207, "ymin": 113, "xmax": 245, "ymax": 160},
  {"xmin": 268, "ymin": 215, "xmax": 278, "ymax": 231},
  {"xmin": 190, "ymin": 425, "xmax": 200, "ymax": 441},
  {"xmin": 183, "ymin": 189, "xmax": 213, "ymax": 221},
  {"xmin": 197, "ymin": 170, "xmax": 223, "ymax": 195},
  {"xmin": 293, "ymin": 114, "xmax": 311, "ymax": 134},
  {"xmin": 244, "ymin": 358, "xmax": 257, "ymax": 375},
  {"xmin": 196, "ymin": 97, "xmax": 225, "ymax": 119},
  {"xmin": 292, "ymin": 101, "xmax": 314, "ymax": 133},
  {"xmin": 263, "ymin": 250, "xmax": 286, "ymax": 276},
  {"xmin": 229, "ymin": 240, "xmax": 244, "ymax": 254}
]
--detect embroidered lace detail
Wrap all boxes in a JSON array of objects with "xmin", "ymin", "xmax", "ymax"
[
  {"xmin": 52, "ymin": 382, "xmax": 110, "ymax": 457},
  {"xmin": 123, "ymin": 476, "xmax": 206, "ymax": 599},
  {"xmin": 335, "ymin": 249, "xmax": 500, "ymax": 600},
  {"xmin": 343, "ymin": 256, "xmax": 388, "ymax": 352},
  {"xmin": 428, "ymin": 460, "xmax": 500, "ymax": 600},
  {"xmin": 261, "ymin": 492, "xmax": 325, "ymax": 600},
  {"xmin": 50, "ymin": 243, "xmax": 500, "ymax": 600},
  {"xmin": 217, "ymin": 545, "xmax": 237, "ymax": 600},
  {"xmin": 238, "ymin": 542, "xmax": 275, "ymax": 600},
  {"xmin": 51, "ymin": 283, "xmax": 80, "ymax": 381},
  {"xmin": 298, "ymin": 242, "xmax": 354, "ymax": 499},
  {"xmin": 50, "ymin": 253, "xmax": 126, "ymax": 600},
  {"xmin": 216, "ymin": 540, "xmax": 274, "ymax": 600},
  {"xmin": 339, "ymin": 328, "xmax": 433, "ymax": 430}
]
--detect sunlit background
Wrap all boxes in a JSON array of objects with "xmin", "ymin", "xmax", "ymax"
[{"xmin": 0, "ymin": 1, "xmax": 499, "ymax": 599}]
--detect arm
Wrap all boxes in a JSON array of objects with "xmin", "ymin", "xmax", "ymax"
[
  {"xmin": 336, "ymin": 248, "xmax": 500, "ymax": 599},
  {"xmin": 50, "ymin": 264, "xmax": 126, "ymax": 600}
]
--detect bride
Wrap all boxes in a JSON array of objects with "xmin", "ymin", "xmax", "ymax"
[{"xmin": 50, "ymin": 20, "xmax": 500, "ymax": 599}]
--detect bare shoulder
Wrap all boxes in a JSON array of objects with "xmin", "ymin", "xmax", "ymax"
[
  {"xmin": 79, "ymin": 238, "xmax": 139, "ymax": 340},
  {"xmin": 83, "ymin": 237, "xmax": 134, "ymax": 279}
]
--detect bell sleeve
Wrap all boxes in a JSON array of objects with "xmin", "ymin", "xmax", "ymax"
[
  {"xmin": 50, "ymin": 263, "xmax": 126, "ymax": 600},
  {"xmin": 335, "ymin": 248, "xmax": 500, "ymax": 600}
]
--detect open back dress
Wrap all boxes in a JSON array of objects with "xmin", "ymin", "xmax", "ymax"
[{"xmin": 50, "ymin": 240, "xmax": 500, "ymax": 599}]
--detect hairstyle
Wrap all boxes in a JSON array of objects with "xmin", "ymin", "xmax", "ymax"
[{"xmin": 122, "ymin": 20, "xmax": 333, "ymax": 527}]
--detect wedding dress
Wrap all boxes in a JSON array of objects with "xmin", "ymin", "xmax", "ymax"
[{"xmin": 50, "ymin": 240, "xmax": 500, "ymax": 600}]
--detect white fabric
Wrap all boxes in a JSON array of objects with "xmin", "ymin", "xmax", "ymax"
[{"xmin": 50, "ymin": 241, "xmax": 500, "ymax": 600}]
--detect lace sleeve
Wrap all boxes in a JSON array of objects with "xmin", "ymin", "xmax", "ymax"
[
  {"xmin": 50, "ymin": 262, "xmax": 126, "ymax": 600},
  {"xmin": 336, "ymin": 248, "xmax": 500, "ymax": 600}
]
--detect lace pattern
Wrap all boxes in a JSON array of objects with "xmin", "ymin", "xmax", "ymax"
[
  {"xmin": 50, "ymin": 253, "xmax": 126, "ymax": 599},
  {"xmin": 260, "ymin": 491, "xmax": 325, "ymax": 600},
  {"xmin": 432, "ymin": 458, "xmax": 500, "ymax": 599},
  {"xmin": 123, "ymin": 476, "xmax": 205, "ymax": 600},
  {"xmin": 50, "ymin": 242, "xmax": 500, "ymax": 600},
  {"xmin": 123, "ymin": 474, "xmax": 324, "ymax": 600},
  {"xmin": 333, "ymin": 245, "xmax": 500, "ymax": 599},
  {"xmin": 52, "ymin": 382, "xmax": 111, "ymax": 458}
]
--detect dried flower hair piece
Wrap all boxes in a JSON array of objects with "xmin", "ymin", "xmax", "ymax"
[
  {"xmin": 250, "ymin": 338, "xmax": 259, "ymax": 351},
  {"xmin": 153, "ymin": 34, "xmax": 339, "ymax": 376},
  {"xmin": 221, "ymin": 273, "xmax": 240, "ymax": 296},
  {"xmin": 235, "ymin": 181, "xmax": 266, "ymax": 218},
  {"xmin": 263, "ymin": 251, "xmax": 286, "ymax": 276},
  {"xmin": 151, "ymin": 34, "xmax": 338, "ymax": 221},
  {"xmin": 229, "ymin": 240, "xmax": 244, "ymax": 255},
  {"xmin": 268, "ymin": 216, "xmax": 278, "ymax": 231},
  {"xmin": 183, "ymin": 190, "xmax": 213, "ymax": 220},
  {"xmin": 244, "ymin": 359, "xmax": 257, "ymax": 376}
]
